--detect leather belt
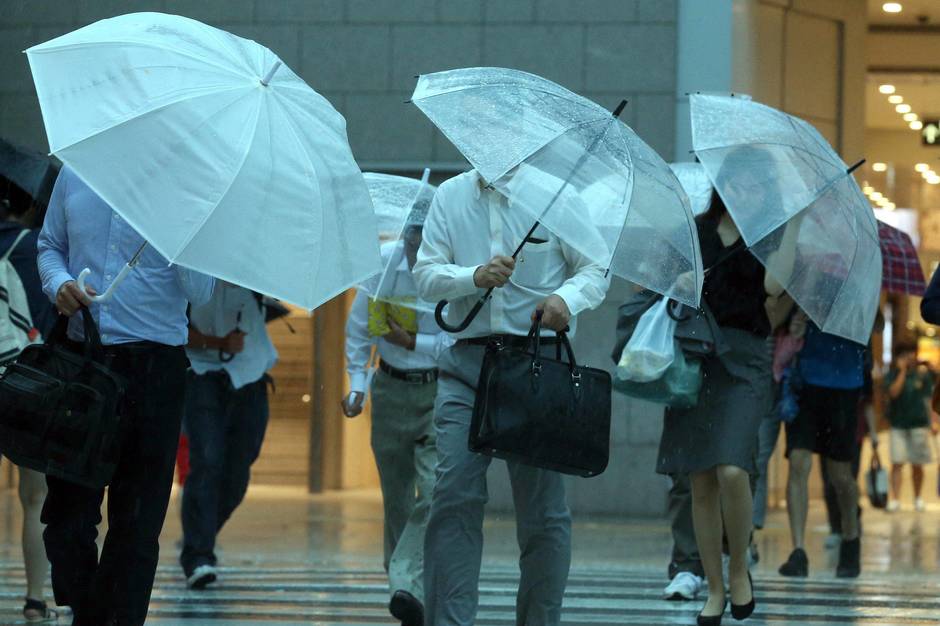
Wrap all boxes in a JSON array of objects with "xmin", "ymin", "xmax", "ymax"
[
  {"xmin": 379, "ymin": 360, "xmax": 438, "ymax": 384},
  {"xmin": 457, "ymin": 334, "xmax": 561, "ymax": 349}
]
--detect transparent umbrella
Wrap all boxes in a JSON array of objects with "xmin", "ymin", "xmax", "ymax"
[
  {"xmin": 26, "ymin": 12, "xmax": 381, "ymax": 310},
  {"xmin": 411, "ymin": 67, "xmax": 702, "ymax": 331},
  {"xmin": 359, "ymin": 169, "xmax": 436, "ymax": 313},
  {"xmin": 691, "ymin": 93, "xmax": 881, "ymax": 344}
]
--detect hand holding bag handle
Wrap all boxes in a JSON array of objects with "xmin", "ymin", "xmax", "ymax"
[
  {"xmin": 528, "ymin": 311, "xmax": 578, "ymax": 382},
  {"xmin": 47, "ymin": 307, "xmax": 105, "ymax": 361}
]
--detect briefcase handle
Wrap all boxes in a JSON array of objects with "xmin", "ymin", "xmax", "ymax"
[
  {"xmin": 47, "ymin": 308, "xmax": 105, "ymax": 360},
  {"xmin": 528, "ymin": 312, "xmax": 577, "ymax": 372}
]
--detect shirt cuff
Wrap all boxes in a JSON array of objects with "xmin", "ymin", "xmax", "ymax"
[
  {"xmin": 349, "ymin": 371, "xmax": 368, "ymax": 394},
  {"xmin": 414, "ymin": 333, "xmax": 435, "ymax": 355},
  {"xmin": 553, "ymin": 284, "xmax": 590, "ymax": 317},
  {"xmin": 451, "ymin": 265, "xmax": 481, "ymax": 299},
  {"xmin": 46, "ymin": 271, "xmax": 75, "ymax": 304}
]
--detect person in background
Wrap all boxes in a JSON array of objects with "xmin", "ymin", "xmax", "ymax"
[
  {"xmin": 343, "ymin": 223, "xmax": 451, "ymax": 626},
  {"xmin": 779, "ymin": 314, "xmax": 866, "ymax": 579},
  {"xmin": 180, "ymin": 283, "xmax": 277, "ymax": 589},
  {"xmin": 413, "ymin": 169, "xmax": 609, "ymax": 626},
  {"xmin": 1, "ymin": 180, "xmax": 58, "ymax": 621},
  {"xmin": 921, "ymin": 266, "xmax": 940, "ymax": 325},
  {"xmin": 662, "ymin": 475, "xmax": 705, "ymax": 601},
  {"xmin": 37, "ymin": 166, "xmax": 214, "ymax": 625},
  {"xmin": 884, "ymin": 341, "xmax": 937, "ymax": 512}
]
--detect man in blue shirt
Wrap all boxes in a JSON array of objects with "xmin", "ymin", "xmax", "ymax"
[
  {"xmin": 779, "ymin": 318, "xmax": 866, "ymax": 580},
  {"xmin": 37, "ymin": 167, "xmax": 214, "ymax": 625}
]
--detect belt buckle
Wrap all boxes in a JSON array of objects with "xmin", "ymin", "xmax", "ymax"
[{"xmin": 405, "ymin": 372, "xmax": 425, "ymax": 384}]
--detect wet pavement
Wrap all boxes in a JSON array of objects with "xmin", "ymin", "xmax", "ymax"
[{"xmin": 0, "ymin": 485, "xmax": 937, "ymax": 624}]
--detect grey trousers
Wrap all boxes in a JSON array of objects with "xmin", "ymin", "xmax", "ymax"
[
  {"xmin": 424, "ymin": 343, "xmax": 572, "ymax": 626},
  {"xmin": 668, "ymin": 473, "xmax": 703, "ymax": 579},
  {"xmin": 371, "ymin": 368, "xmax": 438, "ymax": 602}
]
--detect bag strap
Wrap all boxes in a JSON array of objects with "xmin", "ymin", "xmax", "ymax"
[
  {"xmin": 527, "ymin": 312, "xmax": 578, "ymax": 370},
  {"xmin": 1, "ymin": 229, "xmax": 30, "ymax": 263},
  {"xmin": 47, "ymin": 308, "xmax": 105, "ymax": 359}
]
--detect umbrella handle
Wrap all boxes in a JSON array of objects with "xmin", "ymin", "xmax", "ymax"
[
  {"xmin": 434, "ymin": 291, "xmax": 491, "ymax": 333},
  {"xmin": 76, "ymin": 263, "xmax": 134, "ymax": 304}
]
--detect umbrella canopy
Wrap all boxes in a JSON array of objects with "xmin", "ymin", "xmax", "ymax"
[
  {"xmin": 360, "ymin": 170, "xmax": 436, "ymax": 313},
  {"xmin": 669, "ymin": 162, "xmax": 713, "ymax": 217},
  {"xmin": 26, "ymin": 12, "xmax": 381, "ymax": 310},
  {"xmin": 691, "ymin": 93, "xmax": 881, "ymax": 344},
  {"xmin": 0, "ymin": 137, "xmax": 59, "ymax": 208},
  {"xmin": 878, "ymin": 221, "xmax": 925, "ymax": 296},
  {"xmin": 411, "ymin": 67, "xmax": 702, "ymax": 308}
]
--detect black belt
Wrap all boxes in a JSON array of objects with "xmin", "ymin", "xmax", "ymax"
[
  {"xmin": 458, "ymin": 334, "xmax": 561, "ymax": 349},
  {"xmin": 379, "ymin": 360, "xmax": 438, "ymax": 384}
]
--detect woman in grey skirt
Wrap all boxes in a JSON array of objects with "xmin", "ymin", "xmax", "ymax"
[{"xmin": 657, "ymin": 189, "xmax": 783, "ymax": 626}]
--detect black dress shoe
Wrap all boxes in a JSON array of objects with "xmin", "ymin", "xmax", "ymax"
[
  {"xmin": 389, "ymin": 590, "xmax": 424, "ymax": 626},
  {"xmin": 697, "ymin": 598, "xmax": 727, "ymax": 626},
  {"xmin": 778, "ymin": 548, "xmax": 808, "ymax": 577},
  {"xmin": 730, "ymin": 572, "xmax": 755, "ymax": 620}
]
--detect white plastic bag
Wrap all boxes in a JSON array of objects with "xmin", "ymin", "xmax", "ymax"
[{"xmin": 617, "ymin": 298, "xmax": 677, "ymax": 383}]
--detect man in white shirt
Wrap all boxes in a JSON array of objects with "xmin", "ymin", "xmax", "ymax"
[
  {"xmin": 413, "ymin": 170, "xmax": 609, "ymax": 626},
  {"xmin": 180, "ymin": 284, "xmax": 278, "ymax": 589},
  {"xmin": 343, "ymin": 224, "xmax": 451, "ymax": 626}
]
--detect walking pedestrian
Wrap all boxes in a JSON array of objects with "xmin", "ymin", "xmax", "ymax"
[
  {"xmin": 1, "ymin": 182, "xmax": 58, "ymax": 621},
  {"xmin": 779, "ymin": 315, "xmax": 866, "ymax": 579},
  {"xmin": 884, "ymin": 341, "xmax": 936, "ymax": 512},
  {"xmin": 413, "ymin": 170, "xmax": 608, "ymax": 626},
  {"xmin": 343, "ymin": 224, "xmax": 450, "ymax": 626},
  {"xmin": 180, "ymin": 283, "xmax": 277, "ymax": 589},
  {"xmin": 656, "ymin": 190, "xmax": 781, "ymax": 625},
  {"xmin": 663, "ymin": 474, "xmax": 705, "ymax": 601},
  {"xmin": 36, "ymin": 167, "xmax": 214, "ymax": 625}
]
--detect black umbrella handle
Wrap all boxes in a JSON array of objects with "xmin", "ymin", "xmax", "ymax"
[{"xmin": 435, "ymin": 291, "xmax": 491, "ymax": 333}]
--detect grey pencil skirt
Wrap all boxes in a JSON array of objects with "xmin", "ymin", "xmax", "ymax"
[{"xmin": 656, "ymin": 327, "xmax": 773, "ymax": 476}]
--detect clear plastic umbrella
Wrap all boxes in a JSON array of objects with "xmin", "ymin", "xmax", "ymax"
[
  {"xmin": 359, "ymin": 169, "xmax": 436, "ymax": 313},
  {"xmin": 691, "ymin": 93, "xmax": 881, "ymax": 344},
  {"xmin": 26, "ymin": 12, "xmax": 381, "ymax": 310},
  {"xmin": 669, "ymin": 162, "xmax": 713, "ymax": 217},
  {"xmin": 411, "ymin": 67, "xmax": 702, "ymax": 330}
]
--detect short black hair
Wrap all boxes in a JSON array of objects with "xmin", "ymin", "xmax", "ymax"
[{"xmin": 894, "ymin": 341, "xmax": 918, "ymax": 360}]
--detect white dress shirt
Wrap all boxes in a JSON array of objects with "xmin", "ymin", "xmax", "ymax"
[
  {"xmin": 346, "ymin": 242, "xmax": 453, "ymax": 394},
  {"xmin": 187, "ymin": 284, "xmax": 278, "ymax": 389},
  {"xmin": 412, "ymin": 170, "xmax": 609, "ymax": 339}
]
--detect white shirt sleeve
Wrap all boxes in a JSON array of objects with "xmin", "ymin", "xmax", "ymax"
[
  {"xmin": 414, "ymin": 330, "xmax": 456, "ymax": 360},
  {"xmin": 552, "ymin": 240, "xmax": 611, "ymax": 317},
  {"xmin": 344, "ymin": 290, "xmax": 374, "ymax": 394},
  {"xmin": 413, "ymin": 186, "xmax": 480, "ymax": 302}
]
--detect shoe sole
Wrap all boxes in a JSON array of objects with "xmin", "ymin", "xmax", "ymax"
[
  {"xmin": 665, "ymin": 591, "xmax": 696, "ymax": 601},
  {"xmin": 188, "ymin": 573, "xmax": 217, "ymax": 590}
]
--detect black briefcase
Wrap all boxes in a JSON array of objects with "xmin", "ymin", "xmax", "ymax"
[
  {"xmin": 0, "ymin": 309, "xmax": 126, "ymax": 488},
  {"xmin": 469, "ymin": 316, "xmax": 612, "ymax": 477}
]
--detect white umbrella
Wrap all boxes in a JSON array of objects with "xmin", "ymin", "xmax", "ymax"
[{"xmin": 26, "ymin": 12, "xmax": 381, "ymax": 309}]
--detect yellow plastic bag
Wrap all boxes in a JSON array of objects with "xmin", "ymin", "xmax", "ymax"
[{"xmin": 367, "ymin": 299, "xmax": 418, "ymax": 336}]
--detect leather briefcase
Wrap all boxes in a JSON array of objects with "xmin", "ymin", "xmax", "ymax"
[
  {"xmin": 0, "ymin": 309, "xmax": 126, "ymax": 488},
  {"xmin": 469, "ymin": 315, "xmax": 612, "ymax": 477}
]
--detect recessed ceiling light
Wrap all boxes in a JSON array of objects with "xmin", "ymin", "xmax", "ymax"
[
  {"xmin": 883, "ymin": 2, "xmax": 903, "ymax": 13},
  {"xmin": 916, "ymin": 163, "xmax": 930, "ymax": 172},
  {"xmin": 922, "ymin": 169, "xmax": 934, "ymax": 179},
  {"xmin": 911, "ymin": 120, "xmax": 924, "ymax": 130},
  {"xmin": 877, "ymin": 198, "xmax": 890, "ymax": 207},
  {"xmin": 871, "ymin": 191, "xmax": 884, "ymax": 200},
  {"xmin": 863, "ymin": 185, "xmax": 874, "ymax": 194},
  {"xmin": 879, "ymin": 84, "xmax": 897, "ymax": 94},
  {"xmin": 896, "ymin": 104, "xmax": 912, "ymax": 114},
  {"xmin": 904, "ymin": 113, "xmax": 919, "ymax": 122},
  {"xmin": 889, "ymin": 95, "xmax": 904, "ymax": 104},
  {"xmin": 873, "ymin": 162, "xmax": 888, "ymax": 172},
  {"xmin": 885, "ymin": 202, "xmax": 897, "ymax": 210},
  {"xmin": 929, "ymin": 176, "xmax": 940, "ymax": 185}
]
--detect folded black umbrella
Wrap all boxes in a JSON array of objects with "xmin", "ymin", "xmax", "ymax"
[{"xmin": 0, "ymin": 137, "xmax": 59, "ymax": 208}]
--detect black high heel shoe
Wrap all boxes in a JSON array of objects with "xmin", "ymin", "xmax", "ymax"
[
  {"xmin": 697, "ymin": 598, "xmax": 727, "ymax": 626},
  {"xmin": 730, "ymin": 572, "xmax": 755, "ymax": 620}
]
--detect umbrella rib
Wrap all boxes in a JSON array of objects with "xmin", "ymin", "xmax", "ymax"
[
  {"xmin": 48, "ymin": 84, "xmax": 249, "ymax": 155},
  {"xmin": 29, "ymin": 39, "xmax": 255, "ymax": 83}
]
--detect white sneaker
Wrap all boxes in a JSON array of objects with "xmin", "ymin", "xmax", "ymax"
[
  {"xmin": 887, "ymin": 500, "xmax": 901, "ymax": 513},
  {"xmin": 664, "ymin": 571, "xmax": 703, "ymax": 601},
  {"xmin": 186, "ymin": 564, "xmax": 218, "ymax": 590},
  {"xmin": 915, "ymin": 498, "xmax": 926, "ymax": 512},
  {"xmin": 824, "ymin": 533, "xmax": 842, "ymax": 549}
]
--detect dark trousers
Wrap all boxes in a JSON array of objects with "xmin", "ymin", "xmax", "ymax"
[
  {"xmin": 180, "ymin": 371, "xmax": 269, "ymax": 575},
  {"xmin": 668, "ymin": 473, "xmax": 704, "ymax": 579},
  {"xmin": 41, "ymin": 343, "xmax": 188, "ymax": 626}
]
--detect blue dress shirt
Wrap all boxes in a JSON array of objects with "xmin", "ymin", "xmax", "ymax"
[{"xmin": 38, "ymin": 167, "xmax": 215, "ymax": 346}]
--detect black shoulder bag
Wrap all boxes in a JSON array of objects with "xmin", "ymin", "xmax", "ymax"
[
  {"xmin": 469, "ymin": 314, "xmax": 612, "ymax": 477},
  {"xmin": 0, "ymin": 309, "xmax": 126, "ymax": 488}
]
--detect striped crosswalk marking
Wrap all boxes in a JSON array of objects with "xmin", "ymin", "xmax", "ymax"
[{"xmin": 0, "ymin": 563, "xmax": 937, "ymax": 625}]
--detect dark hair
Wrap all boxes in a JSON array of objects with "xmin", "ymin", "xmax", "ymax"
[
  {"xmin": 699, "ymin": 189, "xmax": 728, "ymax": 224},
  {"xmin": 894, "ymin": 341, "xmax": 918, "ymax": 360}
]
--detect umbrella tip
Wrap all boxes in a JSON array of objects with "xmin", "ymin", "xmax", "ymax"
[
  {"xmin": 847, "ymin": 158, "xmax": 866, "ymax": 175},
  {"xmin": 404, "ymin": 99, "xmax": 412, "ymax": 104},
  {"xmin": 613, "ymin": 99, "xmax": 628, "ymax": 118}
]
